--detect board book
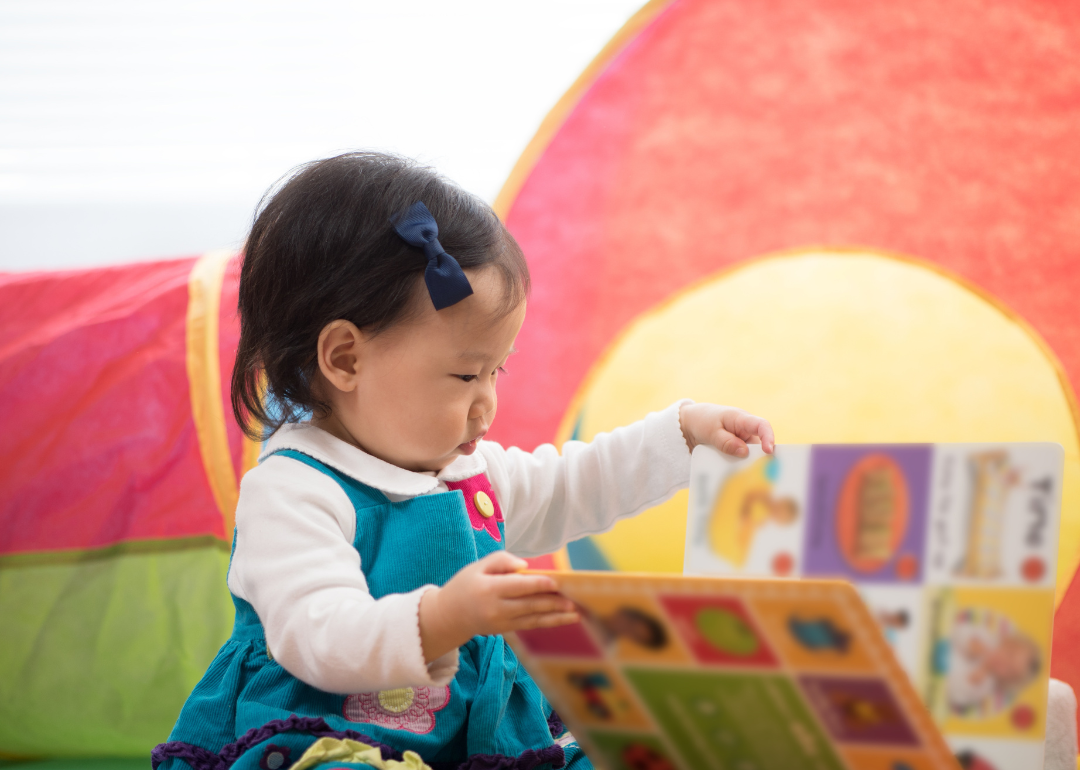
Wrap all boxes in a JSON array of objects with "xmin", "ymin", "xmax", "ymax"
[
  {"xmin": 508, "ymin": 571, "xmax": 959, "ymax": 770},
  {"xmin": 683, "ymin": 442, "xmax": 1064, "ymax": 770}
]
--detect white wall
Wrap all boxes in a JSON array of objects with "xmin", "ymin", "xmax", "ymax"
[{"xmin": 0, "ymin": 0, "xmax": 643, "ymax": 271}]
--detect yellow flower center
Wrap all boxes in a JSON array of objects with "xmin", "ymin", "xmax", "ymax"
[{"xmin": 377, "ymin": 687, "xmax": 416, "ymax": 713}]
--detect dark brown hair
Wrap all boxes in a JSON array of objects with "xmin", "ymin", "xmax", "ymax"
[{"xmin": 231, "ymin": 152, "xmax": 529, "ymax": 440}]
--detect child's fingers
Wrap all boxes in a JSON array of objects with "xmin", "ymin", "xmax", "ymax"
[
  {"xmin": 749, "ymin": 417, "xmax": 776, "ymax": 454},
  {"xmin": 496, "ymin": 573, "xmax": 560, "ymax": 597},
  {"xmin": 504, "ymin": 593, "xmax": 576, "ymax": 618},
  {"xmin": 712, "ymin": 427, "xmax": 750, "ymax": 458},
  {"xmin": 725, "ymin": 411, "xmax": 776, "ymax": 455},
  {"xmin": 512, "ymin": 611, "xmax": 581, "ymax": 631},
  {"xmin": 476, "ymin": 551, "xmax": 529, "ymax": 575}
]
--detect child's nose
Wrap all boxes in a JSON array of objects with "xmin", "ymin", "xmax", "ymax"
[{"xmin": 470, "ymin": 382, "xmax": 496, "ymax": 419}]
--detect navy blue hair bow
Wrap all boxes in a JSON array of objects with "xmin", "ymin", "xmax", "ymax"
[{"xmin": 391, "ymin": 201, "xmax": 473, "ymax": 310}]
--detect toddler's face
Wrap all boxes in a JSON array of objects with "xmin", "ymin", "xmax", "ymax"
[{"xmin": 316, "ymin": 268, "xmax": 525, "ymax": 473}]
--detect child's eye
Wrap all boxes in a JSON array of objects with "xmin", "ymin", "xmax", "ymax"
[
  {"xmin": 496, "ymin": 366, "xmax": 508, "ymax": 376},
  {"xmin": 456, "ymin": 374, "xmax": 478, "ymax": 382}
]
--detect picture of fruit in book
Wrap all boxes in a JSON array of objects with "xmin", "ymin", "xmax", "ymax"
[
  {"xmin": 942, "ymin": 608, "xmax": 1041, "ymax": 718},
  {"xmin": 954, "ymin": 451, "xmax": 1020, "ymax": 580},
  {"xmin": 708, "ymin": 455, "xmax": 799, "ymax": 567}
]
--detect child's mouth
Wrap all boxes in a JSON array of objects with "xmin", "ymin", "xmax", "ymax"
[{"xmin": 458, "ymin": 432, "xmax": 486, "ymax": 454}]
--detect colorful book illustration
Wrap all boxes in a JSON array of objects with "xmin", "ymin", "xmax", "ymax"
[
  {"xmin": 509, "ymin": 571, "xmax": 960, "ymax": 770},
  {"xmin": 684, "ymin": 443, "xmax": 1064, "ymax": 770}
]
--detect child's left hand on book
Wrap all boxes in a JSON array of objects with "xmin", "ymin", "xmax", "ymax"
[{"xmin": 679, "ymin": 402, "xmax": 775, "ymax": 457}]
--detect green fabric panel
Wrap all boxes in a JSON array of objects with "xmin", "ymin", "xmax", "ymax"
[
  {"xmin": 0, "ymin": 759, "xmax": 148, "ymax": 769},
  {"xmin": 0, "ymin": 543, "xmax": 233, "ymax": 757}
]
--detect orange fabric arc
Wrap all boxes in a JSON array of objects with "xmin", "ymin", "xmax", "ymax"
[{"xmin": 186, "ymin": 250, "xmax": 260, "ymax": 539}]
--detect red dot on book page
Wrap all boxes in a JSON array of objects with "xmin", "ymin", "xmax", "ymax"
[
  {"xmin": 1022, "ymin": 556, "xmax": 1046, "ymax": 582},
  {"xmin": 772, "ymin": 553, "xmax": 794, "ymax": 576},
  {"xmin": 1011, "ymin": 705, "xmax": 1035, "ymax": 730},
  {"xmin": 895, "ymin": 553, "xmax": 918, "ymax": 580}
]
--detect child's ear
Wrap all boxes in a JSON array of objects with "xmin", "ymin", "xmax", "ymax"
[{"xmin": 317, "ymin": 320, "xmax": 364, "ymax": 392}]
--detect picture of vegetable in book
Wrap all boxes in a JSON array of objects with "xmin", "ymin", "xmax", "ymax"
[{"xmin": 707, "ymin": 455, "xmax": 800, "ymax": 569}]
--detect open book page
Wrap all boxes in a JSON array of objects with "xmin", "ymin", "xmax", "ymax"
[
  {"xmin": 509, "ymin": 571, "xmax": 959, "ymax": 770},
  {"xmin": 684, "ymin": 442, "xmax": 1063, "ymax": 770}
]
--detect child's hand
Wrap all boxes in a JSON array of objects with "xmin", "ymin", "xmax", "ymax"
[
  {"xmin": 679, "ymin": 403, "xmax": 775, "ymax": 457},
  {"xmin": 419, "ymin": 552, "xmax": 579, "ymax": 663}
]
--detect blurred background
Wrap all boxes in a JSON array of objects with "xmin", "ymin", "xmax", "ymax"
[{"xmin": 0, "ymin": 0, "xmax": 641, "ymax": 271}]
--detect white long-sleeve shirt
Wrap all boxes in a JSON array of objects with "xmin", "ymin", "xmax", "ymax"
[{"xmin": 227, "ymin": 400, "xmax": 692, "ymax": 695}]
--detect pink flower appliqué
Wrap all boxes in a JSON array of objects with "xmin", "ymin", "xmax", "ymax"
[
  {"xmin": 445, "ymin": 475, "xmax": 504, "ymax": 542},
  {"xmin": 342, "ymin": 685, "xmax": 450, "ymax": 734}
]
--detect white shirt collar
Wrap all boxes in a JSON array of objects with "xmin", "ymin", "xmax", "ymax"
[{"xmin": 260, "ymin": 422, "xmax": 488, "ymax": 496}]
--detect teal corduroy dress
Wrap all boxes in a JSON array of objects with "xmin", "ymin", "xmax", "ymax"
[{"xmin": 154, "ymin": 449, "xmax": 588, "ymax": 770}]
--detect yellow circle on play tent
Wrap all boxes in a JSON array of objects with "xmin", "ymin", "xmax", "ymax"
[{"xmin": 556, "ymin": 249, "xmax": 1080, "ymax": 604}]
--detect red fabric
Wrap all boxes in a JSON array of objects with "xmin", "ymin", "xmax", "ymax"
[
  {"xmin": 523, "ymin": 554, "xmax": 558, "ymax": 570},
  {"xmin": 494, "ymin": 0, "xmax": 1080, "ymax": 453},
  {"xmin": 0, "ymin": 258, "xmax": 243, "ymax": 554}
]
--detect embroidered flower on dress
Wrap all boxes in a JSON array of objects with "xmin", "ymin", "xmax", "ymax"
[
  {"xmin": 342, "ymin": 685, "xmax": 450, "ymax": 734},
  {"xmin": 259, "ymin": 743, "xmax": 291, "ymax": 770},
  {"xmin": 444, "ymin": 476, "xmax": 504, "ymax": 542}
]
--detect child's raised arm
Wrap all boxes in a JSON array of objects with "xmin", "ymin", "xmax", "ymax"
[{"xmin": 481, "ymin": 400, "xmax": 774, "ymax": 559}]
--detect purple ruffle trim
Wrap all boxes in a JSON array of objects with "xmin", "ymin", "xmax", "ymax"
[
  {"xmin": 453, "ymin": 745, "xmax": 564, "ymax": 770},
  {"xmin": 150, "ymin": 742, "xmax": 224, "ymax": 770},
  {"xmin": 152, "ymin": 714, "xmax": 565, "ymax": 770},
  {"xmin": 546, "ymin": 711, "xmax": 565, "ymax": 739}
]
